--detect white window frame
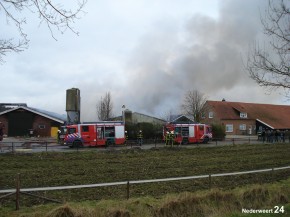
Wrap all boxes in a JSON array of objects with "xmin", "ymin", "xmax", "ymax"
[
  {"xmin": 209, "ymin": 112, "xmax": 214, "ymax": 118},
  {"xmin": 226, "ymin": 124, "xmax": 233, "ymax": 132},
  {"xmin": 240, "ymin": 112, "xmax": 247, "ymax": 118},
  {"xmin": 239, "ymin": 124, "xmax": 246, "ymax": 131},
  {"xmin": 39, "ymin": 124, "xmax": 45, "ymax": 129}
]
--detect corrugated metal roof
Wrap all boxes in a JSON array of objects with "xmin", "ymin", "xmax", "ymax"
[
  {"xmin": 133, "ymin": 112, "xmax": 166, "ymax": 122},
  {"xmin": 0, "ymin": 106, "xmax": 66, "ymax": 124}
]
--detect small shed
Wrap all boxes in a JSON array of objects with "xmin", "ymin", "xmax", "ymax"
[{"xmin": 0, "ymin": 106, "xmax": 66, "ymax": 137}]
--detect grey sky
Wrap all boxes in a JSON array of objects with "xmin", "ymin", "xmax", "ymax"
[{"xmin": 1, "ymin": 0, "xmax": 288, "ymax": 121}]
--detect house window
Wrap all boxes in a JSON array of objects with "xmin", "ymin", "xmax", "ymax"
[
  {"xmin": 209, "ymin": 112, "xmax": 214, "ymax": 118},
  {"xmin": 239, "ymin": 124, "xmax": 246, "ymax": 131},
  {"xmin": 240, "ymin": 112, "xmax": 247, "ymax": 118},
  {"xmin": 226, "ymin": 124, "xmax": 233, "ymax": 132},
  {"xmin": 39, "ymin": 124, "xmax": 45, "ymax": 129}
]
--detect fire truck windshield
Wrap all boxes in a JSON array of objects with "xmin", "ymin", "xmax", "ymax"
[{"xmin": 68, "ymin": 128, "xmax": 76, "ymax": 134}]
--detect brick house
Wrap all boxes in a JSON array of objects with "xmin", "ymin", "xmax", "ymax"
[
  {"xmin": 0, "ymin": 106, "xmax": 66, "ymax": 137},
  {"xmin": 203, "ymin": 100, "xmax": 290, "ymax": 135}
]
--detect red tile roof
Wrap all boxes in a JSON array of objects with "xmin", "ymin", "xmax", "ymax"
[{"xmin": 207, "ymin": 100, "xmax": 290, "ymax": 129}]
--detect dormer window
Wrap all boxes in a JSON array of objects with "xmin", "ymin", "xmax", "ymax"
[{"xmin": 240, "ymin": 112, "xmax": 247, "ymax": 118}]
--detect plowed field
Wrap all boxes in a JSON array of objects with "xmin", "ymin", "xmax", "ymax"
[{"xmin": 0, "ymin": 143, "xmax": 290, "ymax": 207}]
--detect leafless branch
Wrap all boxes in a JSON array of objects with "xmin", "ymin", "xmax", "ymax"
[
  {"xmin": 0, "ymin": 0, "xmax": 87, "ymax": 63},
  {"xmin": 246, "ymin": 0, "xmax": 290, "ymax": 96}
]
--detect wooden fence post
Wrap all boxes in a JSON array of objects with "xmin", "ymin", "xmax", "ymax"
[
  {"xmin": 15, "ymin": 173, "xmax": 20, "ymax": 210},
  {"xmin": 126, "ymin": 181, "xmax": 130, "ymax": 199},
  {"xmin": 209, "ymin": 174, "xmax": 212, "ymax": 189}
]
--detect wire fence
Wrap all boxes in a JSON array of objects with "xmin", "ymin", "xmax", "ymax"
[
  {"xmin": 1, "ymin": 136, "xmax": 290, "ymax": 153},
  {"xmin": 1, "ymin": 166, "xmax": 290, "ymax": 210}
]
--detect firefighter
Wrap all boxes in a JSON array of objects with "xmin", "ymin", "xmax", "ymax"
[
  {"xmin": 137, "ymin": 130, "xmax": 143, "ymax": 146},
  {"xmin": 125, "ymin": 131, "xmax": 128, "ymax": 145},
  {"xmin": 170, "ymin": 130, "xmax": 175, "ymax": 147},
  {"xmin": 165, "ymin": 131, "xmax": 170, "ymax": 146},
  {"xmin": 57, "ymin": 129, "xmax": 61, "ymax": 144}
]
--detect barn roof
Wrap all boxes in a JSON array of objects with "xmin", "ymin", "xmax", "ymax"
[{"xmin": 0, "ymin": 106, "xmax": 66, "ymax": 124}]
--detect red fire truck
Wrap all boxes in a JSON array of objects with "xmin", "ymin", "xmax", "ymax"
[
  {"xmin": 64, "ymin": 122, "xmax": 126, "ymax": 148},
  {"xmin": 164, "ymin": 123, "xmax": 212, "ymax": 144}
]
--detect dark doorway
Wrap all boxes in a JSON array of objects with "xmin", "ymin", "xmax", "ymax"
[{"xmin": 8, "ymin": 111, "xmax": 33, "ymax": 136}]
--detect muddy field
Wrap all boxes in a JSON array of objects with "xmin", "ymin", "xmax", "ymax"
[{"xmin": 0, "ymin": 142, "xmax": 290, "ymax": 207}]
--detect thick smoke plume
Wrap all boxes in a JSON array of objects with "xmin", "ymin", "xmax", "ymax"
[
  {"xmin": 80, "ymin": 0, "xmax": 286, "ymax": 121},
  {"xmin": 119, "ymin": 0, "xmax": 274, "ymax": 117}
]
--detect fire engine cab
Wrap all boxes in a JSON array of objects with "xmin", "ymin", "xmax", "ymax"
[
  {"xmin": 64, "ymin": 122, "xmax": 125, "ymax": 148},
  {"xmin": 164, "ymin": 123, "xmax": 212, "ymax": 144}
]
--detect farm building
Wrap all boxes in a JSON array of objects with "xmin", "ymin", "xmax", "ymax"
[
  {"xmin": 111, "ymin": 109, "xmax": 166, "ymax": 125},
  {"xmin": 203, "ymin": 100, "xmax": 290, "ymax": 135},
  {"xmin": 0, "ymin": 104, "xmax": 66, "ymax": 137}
]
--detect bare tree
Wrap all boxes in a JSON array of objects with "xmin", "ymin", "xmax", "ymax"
[
  {"xmin": 158, "ymin": 109, "xmax": 176, "ymax": 122},
  {"xmin": 0, "ymin": 0, "xmax": 87, "ymax": 63},
  {"xmin": 97, "ymin": 92, "xmax": 114, "ymax": 121},
  {"xmin": 246, "ymin": 0, "xmax": 290, "ymax": 95},
  {"xmin": 181, "ymin": 89, "xmax": 208, "ymax": 122}
]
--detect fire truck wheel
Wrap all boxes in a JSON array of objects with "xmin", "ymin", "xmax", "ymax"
[
  {"xmin": 106, "ymin": 140, "xmax": 113, "ymax": 147},
  {"xmin": 73, "ymin": 140, "xmax": 83, "ymax": 148},
  {"xmin": 203, "ymin": 137, "xmax": 209, "ymax": 144},
  {"xmin": 182, "ymin": 138, "xmax": 188, "ymax": 145}
]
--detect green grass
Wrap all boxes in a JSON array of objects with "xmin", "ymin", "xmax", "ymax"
[
  {"xmin": 1, "ymin": 178, "xmax": 289, "ymax": 217},
  {"xmin": 0, "ymin": 142, "xmax": 289, "ymax": 215}
]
